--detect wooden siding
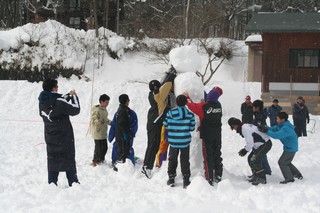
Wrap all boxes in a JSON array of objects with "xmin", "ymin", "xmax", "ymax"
[{"xmin": 262, "ymin": 33, "xmax": 320, "ymax": 92}]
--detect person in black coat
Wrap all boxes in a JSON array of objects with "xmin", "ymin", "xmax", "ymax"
[
  {"xmin": 115, "ymin": 94, "xmax": 133, "ymax": 163},
  {"xmin": 292, "ymin": 96, "xmax": 310, "ymax": 137},
  {"xmin": 38, "ymin": 79, "xmax": 80, "ymax": 187},
  {"xmin": 241, "ymin": 95, "xmax": 253, "ymax": 124}
]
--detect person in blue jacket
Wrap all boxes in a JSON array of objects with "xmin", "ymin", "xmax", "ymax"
[
  {"xmin": 108, "ymin": 102, "xmax": 138, "ymax": 169},
  {"xmin": 163, "ymin": 95, "xmax": 196, "ymax": 188},
  {"xmin": 258, "ymin": 111, "xmax": 303, "ymax": 184}
]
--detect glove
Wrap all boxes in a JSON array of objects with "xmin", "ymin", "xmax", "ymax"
[
  {"xmin": 306, "ymin": 117, "xmax": 310, "ymax": 124},
  {"xmin": 163, "ymin": 66, "xmax": 177, "ymax": 83},
  {"xmin": 238, "ymin": 148, "xmax": 248, "ymax": 157},
  {"xmin": 257, "ymin": 125, "xmax": 268, "ymax": 133}
]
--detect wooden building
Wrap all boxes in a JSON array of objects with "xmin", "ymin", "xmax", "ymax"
[{"xmin": 245, "ymin": 13, "xmax": 320, "ymax": 115}]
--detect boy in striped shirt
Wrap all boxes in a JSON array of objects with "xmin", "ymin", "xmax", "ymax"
[{"xmin": 163, "ymin": 95, "xmax": 196, "ymax": 188}]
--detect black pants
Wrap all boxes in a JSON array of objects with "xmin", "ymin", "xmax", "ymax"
[
  {"xmin": 278, "ymin": 152, "xmax": 302, "ymax": 180},
  {"xmin": 93, "ymin": 139, "xmax": 108, "ymax": 163},
  {"xmin": 203, "ymin": 129, "xmax": 223, "ymax": 181},
  {"xmin": 294, "ymin": 119, "xmax": 307, "ymax": 137},
  {"xmin": 143, "ymin": 123, "xmax": 162, "ymax": 169},
  {"xmin": 248, "ymin": 140, "xmax": 272, "ymax": 179},
  {"xmin": 48, "ymin": 170, "xmax": 79, "ymax": 187},
  {"xmin": 167, "ymin": 146, "xmax": 190, "ymax": 178}
]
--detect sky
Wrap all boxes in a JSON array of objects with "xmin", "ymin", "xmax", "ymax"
[{"xmin": 0, "ymin": 21, "xmax": 319, "ymax": 213}]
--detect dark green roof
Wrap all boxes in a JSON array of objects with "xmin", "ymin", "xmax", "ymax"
[{"xmin": 245, "ymin": 13, "xmax": 320, "ymax": 33}]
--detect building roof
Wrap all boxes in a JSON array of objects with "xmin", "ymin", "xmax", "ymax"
[{"xmin": 245, "ymin": 13, "xmax": 320, "ymax": 33}]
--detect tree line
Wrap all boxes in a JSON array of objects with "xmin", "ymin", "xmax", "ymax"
[{"xmin": 0, "ymin": 0, "xmax": 319, "ymax": 40}]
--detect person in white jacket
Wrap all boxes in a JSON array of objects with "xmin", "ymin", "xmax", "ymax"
[{"xmin": 228, "ymin": 117, "xmax": 272, "ymax": 185}]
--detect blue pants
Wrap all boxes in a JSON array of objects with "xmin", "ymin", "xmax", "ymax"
[{"xmin": 111, "ymin": 139, "xmax": 135, "ymax": 164}]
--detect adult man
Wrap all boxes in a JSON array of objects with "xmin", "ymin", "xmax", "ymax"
[
  {"xmin": 241, "ymin": 95, "xmax": 253, "ymax": 124},
  {"xmin": 228, "ymin": 117, "xmax": 272, "ymax": 185},
  {"xmin": 292, "ymin": 96, "xmax": 310, "ymax": 137},
  {"xmin": 90, "ymin": 94, "xmax": 112, "ymax": 167},
  {"xmin": 38, "ymin": 79, "xmax": 80, "ymax": 187}
]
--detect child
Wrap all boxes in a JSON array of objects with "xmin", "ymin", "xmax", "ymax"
[
  {"xmin": 258, "ymin": 111, "xmax": 303, "ymax": 184},
  {"xmin": 163, "ymin": 95, "xmax": 196, "ymax": 188}
]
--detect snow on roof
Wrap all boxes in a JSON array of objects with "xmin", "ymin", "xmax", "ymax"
[{"xmin": 245, "ymin": 34, "xmax": 262, "ymax": 43}]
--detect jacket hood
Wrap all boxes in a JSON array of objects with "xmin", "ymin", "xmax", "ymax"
[
  {"xmin": 171, "ymin": 106, "xmax": 189, "ymax": 120},
  {"xmin": 38, "ymin": 91, "xmax": 62, "ymax": 108},
  {"xmin": 281, "ymin": 120, "xmax": 295, "ymax": 130},
  {"xmin": 206, "ymin": 89, "xmax": 220, "ymax": 102}
]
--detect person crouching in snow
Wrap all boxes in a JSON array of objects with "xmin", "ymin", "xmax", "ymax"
[
  {"xmin": 163, "ymin": 95, "xmax": 196, "ymax": 188},
  {"xmin": 115, "ymin": 94, "xmax": 133, "ymax": 164},
  {"xmin": 258, "ymin": 112, "xmax": 303, "ymax": 184},
  {"xmin": 108, "ymin": 107, "xmax": 138, "ymax": 171},
  {"xmin": 228, "ymin": 117, "xmax": 272, "ymax": 185}
]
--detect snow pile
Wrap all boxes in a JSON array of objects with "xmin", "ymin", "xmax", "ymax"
[
  {"xmin": 169, "ymin": 45, "xmax": 202, "ymax": 73},
  {"xmin": 0, "ymin": 20, "xmax": 134, "ymax": 70},
  {"xmin": 174, "ymin": 72, "xmax": 204, "ymax": 103}
]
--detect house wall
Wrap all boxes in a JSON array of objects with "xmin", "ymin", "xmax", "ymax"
[{"xmin": 261, "ymin": 33, "xmax": 320, "ymax": 92}]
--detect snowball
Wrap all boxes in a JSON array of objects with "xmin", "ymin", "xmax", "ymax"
[
  {"xmin": 174, "ymin": 72, "xmax": 204, "ymax": 103},
  {"xmin": 169, "ymin": 45, "xmax": 202, "ymax": 73}
]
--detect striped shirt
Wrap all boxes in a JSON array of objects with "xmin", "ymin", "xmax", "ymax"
[{"xmin": 163, "ymin": 106, "xmax": 196, "ymax": 148}]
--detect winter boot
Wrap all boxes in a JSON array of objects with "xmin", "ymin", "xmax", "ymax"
[
  {"xmin": 294, "ymin": 174, "xmax": 303, "ymax": 180},
  {"xmin": 141, "ymin": 166, "xmax": 151, "ymax": 179},
  {"xmin": 208, "ymin": 179, "xmax": 214, "ymax": 186},
  {"xmin": 214, "ymin": 175, "xmax": 222, "ymax": 183},
  {"xmin": 280, "ymin": 179, "xmax": 295, "ymax": 184},
  {"xmin": 167, "ymin": 177, "xmax": 175, "ymax": 187},
  {"xmin": 183, "ymin": 177, "xmax": 191, "ymax": 189},
  {"xmin": 251, "ymin": 177, "xmax": 267, "ymax": 185}
]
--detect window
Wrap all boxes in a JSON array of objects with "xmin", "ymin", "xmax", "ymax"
[
  {"xmin": 70, "ymin": 0, "xmax": 80, "ymax": 11},
  {"xmin": 289, "ymin": 49, "xmax": 320, "ymax": 68},
  {"xmin": 70, "ymin": 17, "xmax": 81, "ymax": 29}
]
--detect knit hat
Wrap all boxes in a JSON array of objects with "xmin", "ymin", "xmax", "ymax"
[
  {"xmin": 228, "ymin": 117, "xmax": 241, "ymax": 129},
  {"xmin": 206, "ymin": 89, "xmax": 220, "ymax": 102},
  {"xmin": 119, "ymin": 94, "xmax": 129, "ymax": 105},
  {"xmin": 252, "ymin": 99, "xmax": 264, "ymax": 110},
  {"xmin": 213, "ymin": 86, "xmax": 223, "ymax": 96},
  {"xmin": 176, "ymin": 95, "xmax": 188, "ymax": 106},
  {"xmin": 245, "ymin": 95, "xmax": 251, "ymax": 100},
  {"xmin": 42, "ymin": 79, "xmax": 58, "ymax": 91},
  {"xmin": 149, "ymin": 80, "xmax": 161, "ymax": 91},
  {"xmin": 273, "ymin": 99, "xmax": 279, "ymax": 103}
]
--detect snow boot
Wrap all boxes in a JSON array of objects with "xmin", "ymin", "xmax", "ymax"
[
  {"xmin": 141, "ymin": 166, "xmax": 151, "ymax": 179},
  {"xmin": 214, "ymin": 175, "xmax": 222, "ymax": 183},
  {"xmin": 251, "ymin": 177, "xmax": 267, "ymax": 185},
  {"xmin": 183, "ymin": 178, "xmax": 191, "ymax": 189},
  {"xmin": 167, "ymin": 177, "xmax": 175, "ymax": 187},
  {"xmin": 294, "ymin": 174, "xmax": 303, "ymax": 180},
  {"xmin": 208, "ymin": 179, "xmax": 214, "ymax": 186},
  {"xmin": 280, "ymin": 179, "xmax": 295, "ymax": 184}
]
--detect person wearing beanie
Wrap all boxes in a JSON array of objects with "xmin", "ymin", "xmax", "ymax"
[
  {"xmin": 267, "ymin": 99, "xmax": 283, "ymax": 126},
  {"xmin": 184, "ymin": 87, "xmax": 223, "ymax": 186},
  {"xmin": 142, "ymin": 69, "xmax": 177, "ymax": 179},
  {"xmin": 163, "ymin": 95, "xmax": 196, "ymax": 188},
  {"xmin": 241, "ymin": 95, "xmax": 253, "ymax": 124},
  {"xmin": 90, "ymin": 94, "xmax": 112, "ymax": 167},
  {"xmin": 292, "ymin": 96, "xmax": 310, "ymax": 137},
  {"xmin": 228, "ymin": 117, "xmax": 272, "ymax": 186},
  {"xmin": 38, "ymin": 78, "xmax": 80, "ymax": 187},
  {"xmin": 252, "ymin": 99, "xmax": 272, "ymax": 176},
  {"xmin": 115, "ymin": 94, "xmax": 133, "ymax": 163},
  {"xmin": 258, "ymin": 112, "xmax": 303, "ymax": 184}
]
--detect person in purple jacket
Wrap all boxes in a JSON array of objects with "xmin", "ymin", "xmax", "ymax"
[{"xmin": 258, "ymin": 112, "xmax": 303, "ymax": 184}]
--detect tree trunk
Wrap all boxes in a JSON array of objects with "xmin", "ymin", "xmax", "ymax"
[{"xmin": 93, "ymin": 0, "xmax": 99, "ymax": 37}]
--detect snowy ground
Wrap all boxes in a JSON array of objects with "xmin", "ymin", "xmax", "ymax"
[{"xmin": 1, "ymin": 23, "xmax": 320, "ymax": 213}]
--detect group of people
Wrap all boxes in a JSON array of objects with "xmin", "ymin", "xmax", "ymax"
[{"xmin": 38, "ymin": 75, "xmax": 307, "ymax": 188}]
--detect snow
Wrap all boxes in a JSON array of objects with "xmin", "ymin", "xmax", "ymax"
[
  {"xmin": 1, "ymin": 22, "xmax": 320, "ymax": 213},
  {"xmin": 174, "ymin": 72, "xmax": 204, "ymax": 103},
  {"xmin": 169, "ymin": 45, "xmax": 202, "ymax": 73},
  {"xmin": 245, "ymin": 35, "xmax": 262, "ymax": 43}
]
